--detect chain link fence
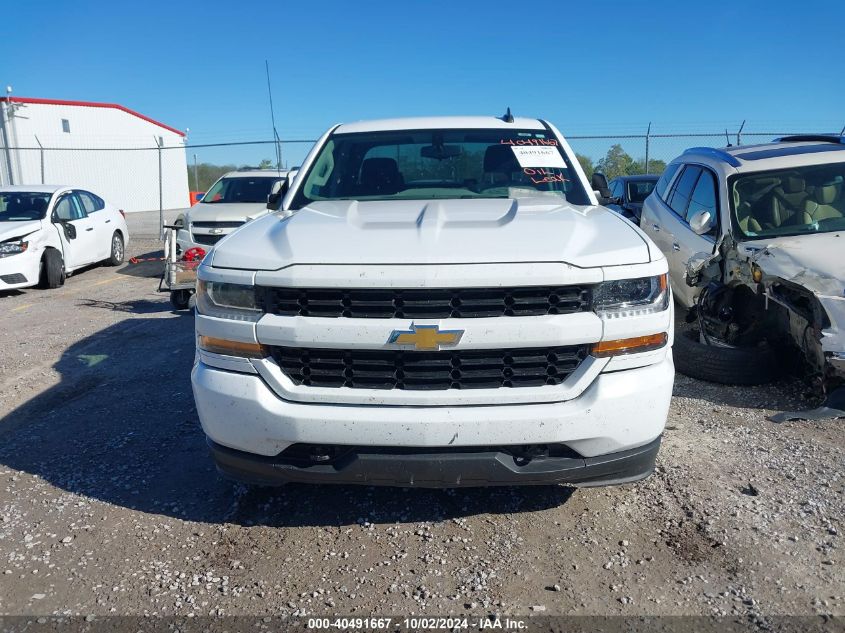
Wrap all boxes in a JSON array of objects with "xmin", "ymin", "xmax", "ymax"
[{"xmin": 0, "ymin": 131, "xmax": 803, "ymax": 214}]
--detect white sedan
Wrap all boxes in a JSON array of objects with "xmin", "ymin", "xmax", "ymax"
[{"xmin": 0, "ymin": 185, "xmax": 129, "ymax": 291}]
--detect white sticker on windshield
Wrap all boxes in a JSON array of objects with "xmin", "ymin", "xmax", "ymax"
[{"xmin": 510, "ymin": 146, "xmax": 566, "ymax": 168}]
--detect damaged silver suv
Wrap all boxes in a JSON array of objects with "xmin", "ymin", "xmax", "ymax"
[{"xmin": 640, "ymin": 135, "xmax": 845, "ymax": 418}]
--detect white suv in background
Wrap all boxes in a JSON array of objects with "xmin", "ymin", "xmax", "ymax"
[
  {"xmin": 175, "ymin": 169, "xmax": 291, "ymax": 255},
  {"xmin": 640, "ymin": 136, "xmax": 845, "ymax": 397},
  {"xmin": 191, "ymin": 115, "xmax": 675, "ymax": 489}
]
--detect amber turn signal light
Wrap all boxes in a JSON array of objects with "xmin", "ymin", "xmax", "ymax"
[
  {"xmin": 198, "ymin": 335, "xmax": 268, "ymax": 359},
  {"xmin": 592, "ymin": 332, "xmax": 668, "ymax": 357}
]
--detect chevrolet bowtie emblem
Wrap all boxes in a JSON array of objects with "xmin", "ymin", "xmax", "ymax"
[
  {"xmin": 209, "ymin": 228, "xmax": 224, "ymax": 235},
  {"xmin": 388, "ymin": 324, "xmax": 464, "ymax": 351}
]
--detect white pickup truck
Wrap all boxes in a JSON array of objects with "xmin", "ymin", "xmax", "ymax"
[{"xmin": 191, "ymin": 115, "xmax": 674, "ymax": 488}]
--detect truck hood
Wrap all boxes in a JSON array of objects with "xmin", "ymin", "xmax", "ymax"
[
  {"xmin": 740, "ymin": 232, "xmax": 845, "ymax": 297},
  {"xmin": 187, "ymin": 202, "xmax": 270, "ymax": 224},
  {"xmin": 0, "ymin": 219, "xmax": 43, "ymax": 242},
  {"xmin": 210, "ymin": 197, "xmax": 651, "ymax": 270}
]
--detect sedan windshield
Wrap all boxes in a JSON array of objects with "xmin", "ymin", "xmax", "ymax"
[
  {"xmin": 731, "ymin": 162, "xmax": 845, "ymax": 238},
  {"xmin": 203, "ymin": 177, "xmax": 282, "ymax": 204},
  {"xmin": 0, "ymin": 192, "xmax": 51, "ymax": 221},
  {"xmin": 291, "ymin": 128, "xmax": 590, "ymax": 209}
]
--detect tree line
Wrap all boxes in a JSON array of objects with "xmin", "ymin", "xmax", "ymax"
[{"xmin": 576, "ymin": 144, "xmax": 666, "ymax": 181}]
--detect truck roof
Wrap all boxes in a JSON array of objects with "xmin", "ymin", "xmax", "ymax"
[
  {"xmin": 222, "ymin": 169, "xmax": 291, "ymax": 179},
  {"xmin": 335, "ymin": 116, "xmax": 547, "ymax": 134}
]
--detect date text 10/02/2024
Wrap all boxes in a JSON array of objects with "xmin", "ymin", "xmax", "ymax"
[{"xmin": 306, "ymin": 617, "xmax": 528, "ymax": 630}]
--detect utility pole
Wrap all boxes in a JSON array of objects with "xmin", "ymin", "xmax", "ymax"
[
  {"xmin": 1, "ymin": 87, "xmax": 17, "ymax": 185},
  {"xmin": 35, "ymin": 135, "xmax": 45, "ymax": 184},
  {"xmin": 644, "ymin": 122, "xmax": 651, "ymax": 174},
  {"xmin": 155, "ymin": 136, "xmax": 163, "ymax": 239}
]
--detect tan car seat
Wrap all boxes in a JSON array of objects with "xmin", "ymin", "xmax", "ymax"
[
  {"xmin": 774, "ymin": 175, "xmax": 810, "ymax": 212},
  {"xmin": 758, "ymin": 175, "xmax": 812, "ymax": 228},
  {"xmin": 804, "ymin": 183, "xmax": 844, "ymax": 221},
  {"xmin": 734, "ymin": 183, "xmax": 762, "ymax": 233}
]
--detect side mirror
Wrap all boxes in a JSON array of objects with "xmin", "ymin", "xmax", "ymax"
[
  {"xmin": 689, "ymin": 209, "xmax": 714, "ymax": 235},
  {"xmin": 266, "ymin": 179, "xmax": 289, "ymax": 210},
  {"xmin": 63, "ymin": 222, "xmax": 77, "ymax": 240},
  {"xmin": 591, "ymin": 172, "xmax": 610, "ymax": 194},
  {"xmin": 590, "ymin": 172, "xmax": 612, "ymax": 203}
]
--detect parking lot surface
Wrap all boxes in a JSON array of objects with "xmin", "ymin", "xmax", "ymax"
[{"xmin": 0, "ymin": 226, "xmax": 842, "ymax": 623}]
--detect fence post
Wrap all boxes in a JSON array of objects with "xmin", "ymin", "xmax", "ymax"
[
  {"xmin": 155, "ymin": 136, "xmax": 163, "ymax": 240},
  {"xmin": 35, "ymin": 135, "xmax": 44, "ymax": 184},
  {"xmin": 644, "ymin": 122, "xmax": 651, "ymax": 174}
]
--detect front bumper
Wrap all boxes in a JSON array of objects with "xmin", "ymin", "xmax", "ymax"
[
  {"xmin": 208, "ymin": 435, "xmax": 662, "ymax": 488},
  {"xmin": 192, "ymin": 354, "xmax": 673, "ymax": 487},
  {"xmin": 0, "ymin": 250, "xmax": 40, "ymax": 290}
]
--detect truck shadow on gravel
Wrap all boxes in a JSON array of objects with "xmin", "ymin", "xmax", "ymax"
[
  {"xmin": 0, "ymin": 314, "xmax": 572, "ymax": 528},
  {"xmin": 77, "ymin": 298, "xmax": 175, "ymax": 314}
]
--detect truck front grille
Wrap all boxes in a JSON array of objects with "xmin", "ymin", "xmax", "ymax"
[
  {"xmin": 269, "ymin": 345, "xmax": 589, "ymax": 390},
  {"xmin": 256, "ymin": 286, "xmax": 592, "ymax": 319},
  {"xmin": 191, "ymin": 221, "xmax": 245, "ymax": 229},
  {"xmin": 192, "ymin": 234, "xmax": 225, "ymax": 246}
]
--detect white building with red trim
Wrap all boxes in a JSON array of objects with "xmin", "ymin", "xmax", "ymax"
[{"xmin": 0, "ymin": 96, "xmax": 188, "ymax": 212}]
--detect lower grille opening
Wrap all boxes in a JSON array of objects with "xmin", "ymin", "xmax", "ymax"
[
  {"xmin": 269, "ymin": 345, "xmax": 589, "ymax": 390},
  {"xmin": 277, "ymin": 443, "xmax": 583, "ymax": 467}
]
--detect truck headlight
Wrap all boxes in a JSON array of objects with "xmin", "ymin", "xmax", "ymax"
[
  {"xmin": 196, "ymin": 280, "xmax": 262, "ymax": 321},
  {"xmin": 0, "ymin": 240, "xmax": 28, "ymax": 258},
  {"xmin": 594, "ymin": 274, "xmax": 669, "ymax": 318}
]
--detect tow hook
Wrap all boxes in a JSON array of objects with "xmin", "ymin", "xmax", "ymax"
[{"xmin": 513, "ymin": 445, "xmax": 549, "ymax": 466}]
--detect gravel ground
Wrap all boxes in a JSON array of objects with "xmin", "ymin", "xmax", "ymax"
[{"xmin": 0, "ymin": 234, "xmax": 842, "ymax": 627}]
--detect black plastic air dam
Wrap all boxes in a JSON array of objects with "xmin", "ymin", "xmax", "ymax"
[{"xmin": 207, "ymin": 436, "xmax": 662, "ymax": 488}]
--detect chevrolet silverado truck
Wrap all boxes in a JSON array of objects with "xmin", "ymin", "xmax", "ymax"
[
  {"xmin": 191, "ymin": 115, "xmax": 675, "ymax": 488},
  {"xmin": 174, "ymin": 169, "xmax": 291, "ymax": 256}
]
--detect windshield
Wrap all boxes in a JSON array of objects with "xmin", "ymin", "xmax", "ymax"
[
  {"xmin": 290, "ymin": 128, "xmax": 590, "ymax": 209},
  {"xmin": 0, "ymin": 192, "xmax": 51, "ymax": 221},
  {"xmin": 203, "ymin": 176, "xmax": 282, "ymax": 204},
  {"xmin": 627, "ymin": 179, "xmax": 657, "ymax": 203},
  {"xmin": 731, "ymin": 162, "xmax": 845, "ymax": 239}
]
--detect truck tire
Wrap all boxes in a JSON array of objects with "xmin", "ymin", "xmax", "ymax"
[
  {"xmin": 673, "ymin": 325, "xmax": 781, "ymax": 385},
  {"xmin": 39, "ymin": 249, "xmax": 65, "ymax": 289},
  {"xmin": 170, "ymin": 289, "xmax": 192, "ymax": 310},
  {"xmin": 108, "ymin": 231, "xmax": 125, "ymax": 266}
]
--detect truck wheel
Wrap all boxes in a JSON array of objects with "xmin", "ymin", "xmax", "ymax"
[
  {"xmin": 39, "ymin": 249, "xmax": 65, "ymax": 289},
  {"xmin": 673, "ymin": 325, "xmax": 781, "ymax": 385},
  {"xmin": 108, "ymin": 232, "xmax": 125, "ymax": 266},
  {"xmin": 170, "ymin": 289, "xmax": 192, "ymax": 310}
]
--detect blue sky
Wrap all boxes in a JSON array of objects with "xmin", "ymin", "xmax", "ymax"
[{"xmin": 3, "ymin": 0, "xmax": 844, "ymax": 167}]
